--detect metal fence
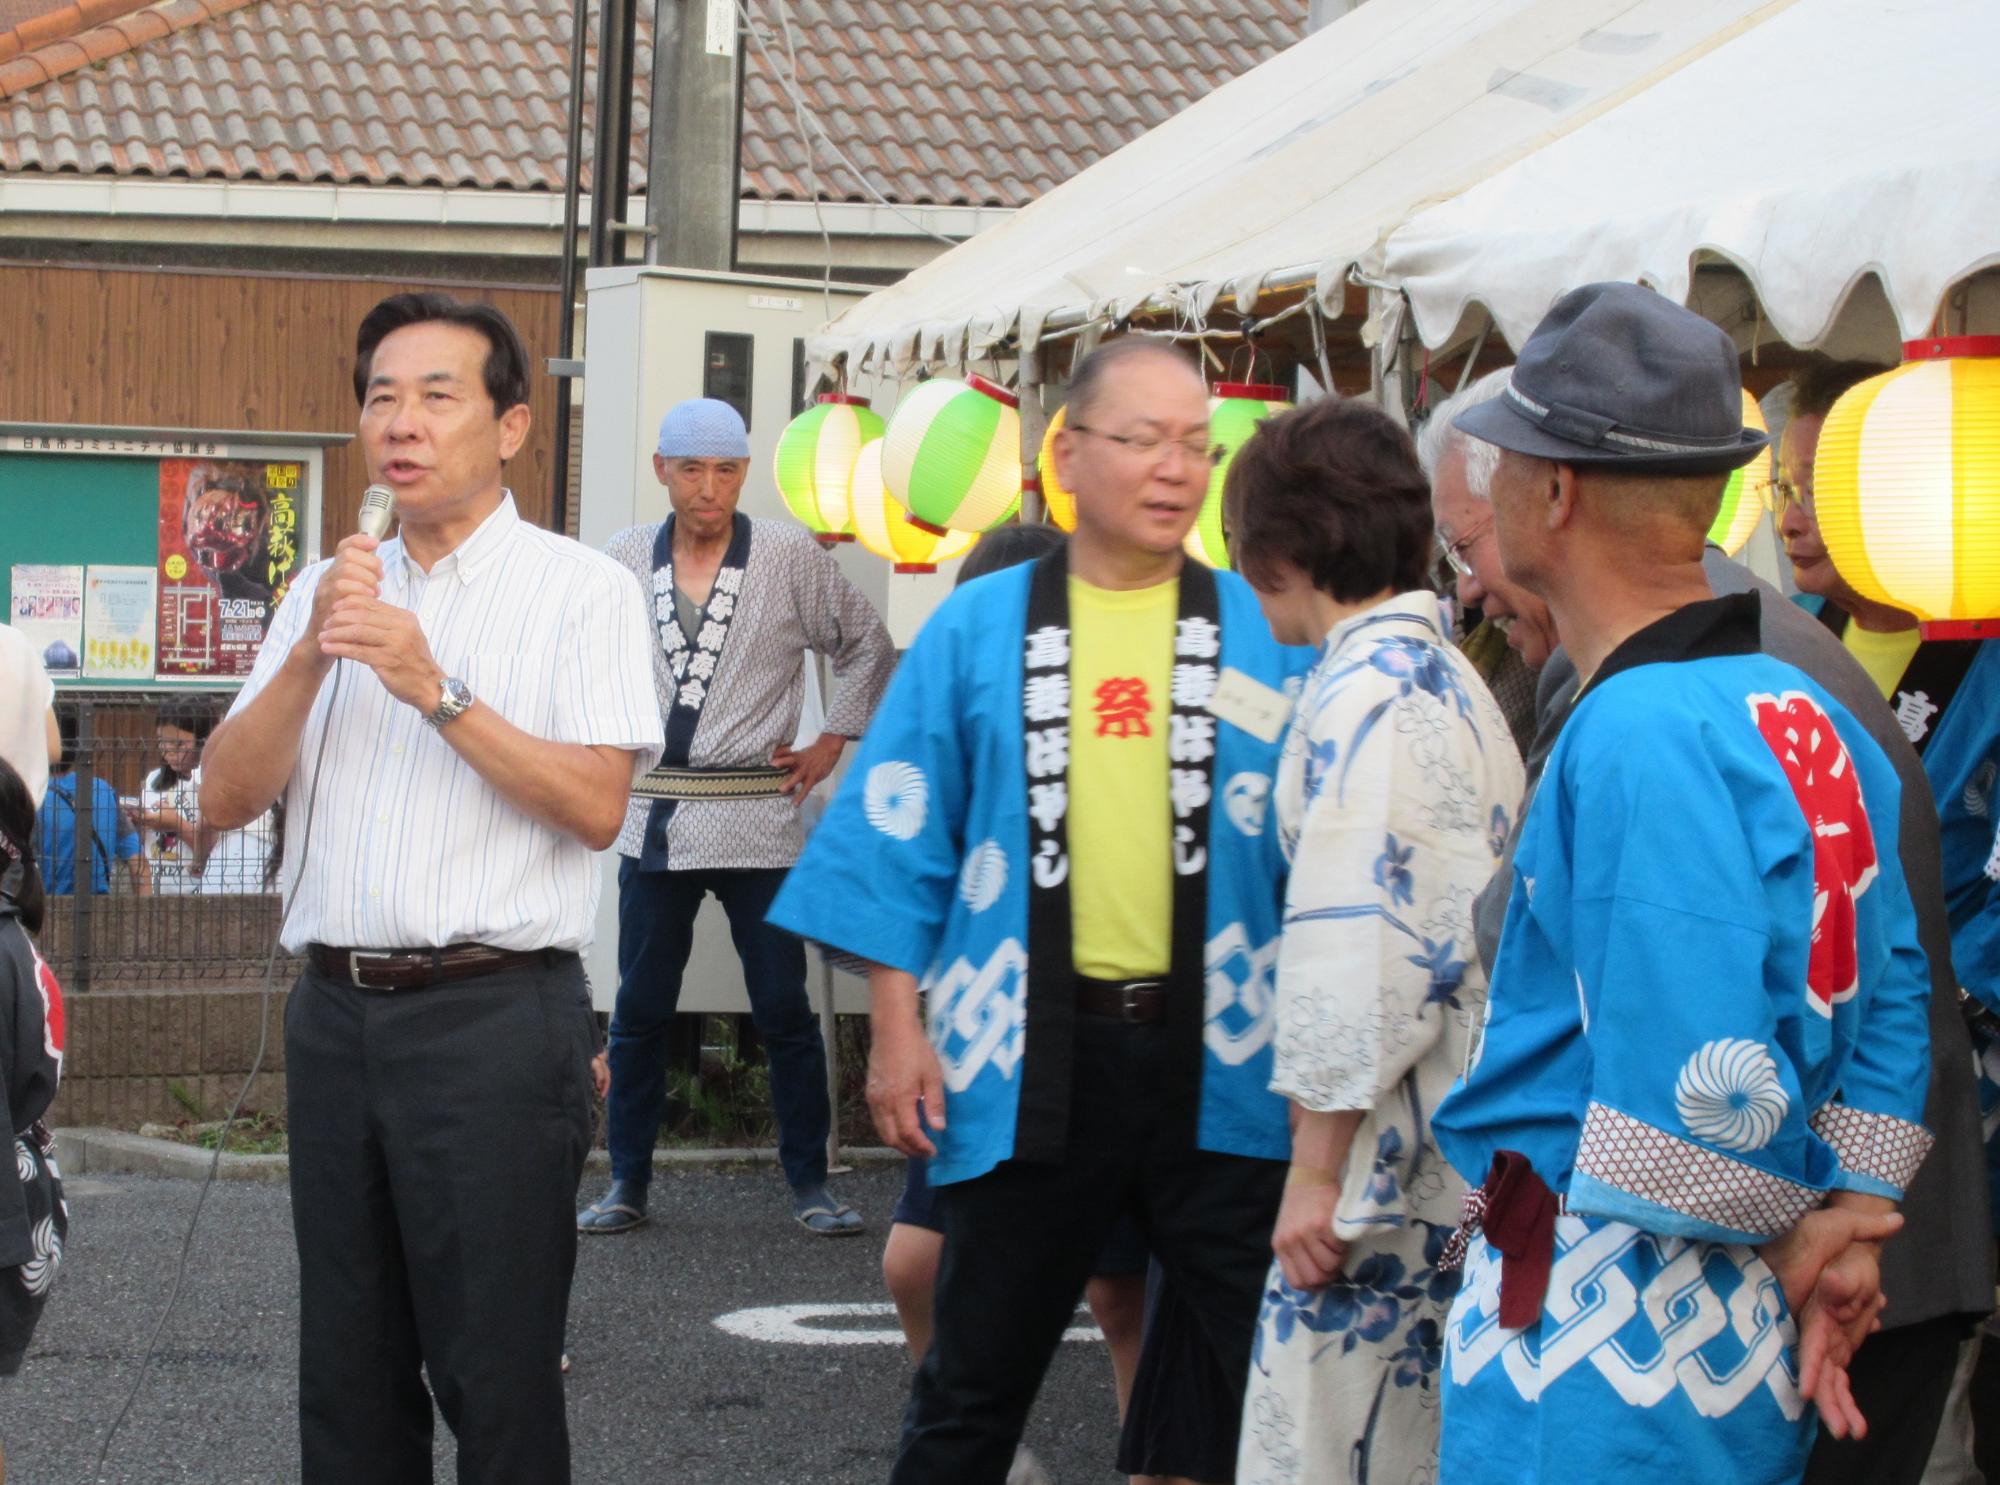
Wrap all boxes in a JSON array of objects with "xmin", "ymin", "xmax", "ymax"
[{"xmin": 34, "ymin": 691, "xmax": 297, "ymax": 991}]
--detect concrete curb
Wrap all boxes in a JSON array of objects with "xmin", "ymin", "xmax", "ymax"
[
  {"xmin": 55, "ymin": 1127, "xmax": 905, "ymax": 1182},
  {"xmin": 57, "ymin": 1127, "xmax": 290, "ymax": 1184}
]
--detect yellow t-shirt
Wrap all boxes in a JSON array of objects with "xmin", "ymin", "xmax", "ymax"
[
  {"xmin": 1842, "ymin": 621, "xmax": 1923, "ymax": 701},
  {"xmin": 1066, "ymin": 575, "xmax": 1177, "ymax": 978}
]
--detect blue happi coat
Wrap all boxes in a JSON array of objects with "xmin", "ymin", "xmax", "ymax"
[
  {"xmin": 1433, "ymin": 596, "xmax": 1933, "ymax": 1485},
  {"xmin": 1920, "ymin": 638, "xmax": 2000, "ymax": 1226},
  {"xmin": 1924, "ymin": 638, "xmax": 2000, "ymax": 1009},
  {"xmin": 769, "ymin": 554, "xmax": 1312, "ymax": 1185}
]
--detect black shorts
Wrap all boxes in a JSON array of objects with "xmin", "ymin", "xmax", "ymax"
[{"xmin": 893, "ymin": 1153, "xmax": 1150, "ymax": 1276}]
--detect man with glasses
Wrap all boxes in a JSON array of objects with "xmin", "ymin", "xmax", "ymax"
[
  {"xmin": 772, "ymin": 337, "xmax": 1311, "ymax": 1483},
  {"xmin": 1777, "ymin": 357, "xmax": 2000, "ymax": 1483},
  {"xmin": 1420, "ymin": 371, "xmax": 1577, "ymax": 979}
]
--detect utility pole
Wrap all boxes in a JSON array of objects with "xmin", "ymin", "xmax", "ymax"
[{"xmin": 646, "ymin": 0, "xmax": 746, "ymax": 270}]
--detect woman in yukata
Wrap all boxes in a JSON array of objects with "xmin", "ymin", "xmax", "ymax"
[{"xmin": 1223, "ymin": 397, "xmax": 1524, "ymax": 1485}]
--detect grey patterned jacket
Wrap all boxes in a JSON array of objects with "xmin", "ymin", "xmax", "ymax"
[{"xmin": 604, "ymin": 518, "xmax": 895, "ymax": 870}]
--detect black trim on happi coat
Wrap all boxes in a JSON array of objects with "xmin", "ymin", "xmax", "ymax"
[
  {"xmin": 1811, "ymin": 604, "xmax": 1981, "ymax": 753},
  {"xmin": 639, "ymin": 513, "xmax": 753, "ymax": 868}
]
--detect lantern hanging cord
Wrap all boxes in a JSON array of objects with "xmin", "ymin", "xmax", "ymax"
[{"xmin": 738, "ymin": 0, "xmax": 963, "ymax": 247}]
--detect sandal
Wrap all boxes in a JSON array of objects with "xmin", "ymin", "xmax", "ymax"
[
  {"xmin": 792, "ymin": 1184, "xmax": 864, "ymax": 1236},
  {"xmin": 577, "ymin": 1179, "xmax": 650, "ymax": 1235}
]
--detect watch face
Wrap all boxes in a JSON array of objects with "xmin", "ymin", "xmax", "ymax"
[{"xmin": 444, "ymin": 677, "xmax": 472, "ymax": 710}]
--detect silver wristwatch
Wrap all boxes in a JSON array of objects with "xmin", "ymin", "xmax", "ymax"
[{"xmin": 425, "ymin": 675, "xmax": 473, "ymax": 729}]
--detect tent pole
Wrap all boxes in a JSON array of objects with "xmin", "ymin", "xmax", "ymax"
[{"xmin": 1018, "ymin": 343, "xmax": 1049, "ymax": 523}]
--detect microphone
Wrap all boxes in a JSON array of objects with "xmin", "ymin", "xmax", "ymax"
[{"xmin": 356, "ymin": 483, "xmax": 397, "ymax": 540}]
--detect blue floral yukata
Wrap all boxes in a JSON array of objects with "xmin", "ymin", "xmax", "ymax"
[
  {"xmin": 1432, "ymin": 596, "xmax": 1933, "ymax": 1485},
  {"xmin": 1238, "ymin": 594, "xmax": 1523, "ymax": 1485}
]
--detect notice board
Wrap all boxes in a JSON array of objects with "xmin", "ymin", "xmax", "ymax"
[{"xmin": 0, "ymin": 426, "xmax": 342, "ymax": 689}]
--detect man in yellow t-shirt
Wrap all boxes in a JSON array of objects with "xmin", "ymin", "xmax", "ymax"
[{"xmin": 787, "ymin": 336, "xmax": 1308, "ymax": 1485}]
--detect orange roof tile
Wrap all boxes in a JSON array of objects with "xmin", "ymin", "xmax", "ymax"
[{"xmin": 0, "ymin": 0, "xmax": 1302, "ymax": 206}]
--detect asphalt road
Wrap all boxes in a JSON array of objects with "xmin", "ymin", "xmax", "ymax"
[{"xmin": 2, "ymin": 1166, "xmax": 1130, "ymax": 1484}]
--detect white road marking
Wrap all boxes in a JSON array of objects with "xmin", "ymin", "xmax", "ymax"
[{"xmin": 713, "ymin": 1302, "xmax": 1103, "ymax": 1347}]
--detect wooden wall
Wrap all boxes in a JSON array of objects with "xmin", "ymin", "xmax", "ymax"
[{"xmin": 0, "ymin": 261, "xmax": 564, "ymax": 548}]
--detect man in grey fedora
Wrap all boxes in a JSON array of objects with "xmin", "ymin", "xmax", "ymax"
[
  {"xmin": 1447, "ymin": 285, "xmax": 1993, "ymax": 1485},
  {"xmin": 1431, "ymin": 283, "xmax": 1939, "ymax": 1485}
]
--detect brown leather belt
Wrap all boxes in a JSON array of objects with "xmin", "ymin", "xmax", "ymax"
[
  {"xmin": 1076, "ymin": 976, "xmax": 1168, "ymax": 1024},
  {"xmin": 307, "ymin": 942, "xmax": 557, "ymax": 992}
]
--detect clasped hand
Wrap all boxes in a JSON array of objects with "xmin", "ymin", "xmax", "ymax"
[
  {"xmin": 310, "ymin": 533, "xmax": 445, "ymax": 712},
  {"xmin": 1760, "ymin": 1204, "xmax": 1903, "ymax": 1440}
]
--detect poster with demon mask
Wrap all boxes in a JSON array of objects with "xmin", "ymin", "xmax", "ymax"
[{"xmin": 155, "ymin": 458, "xmax": 305, "ymax": 678}]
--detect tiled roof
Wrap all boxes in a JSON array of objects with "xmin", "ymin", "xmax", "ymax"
[{"xmin": 0, "ymin": 0, "xmax": 1303, "ymax": 206}]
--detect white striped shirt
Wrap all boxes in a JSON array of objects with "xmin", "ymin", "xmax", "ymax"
[{"xmin": 230, "ymin": 494, "xmax": 663, "ymax": 953}]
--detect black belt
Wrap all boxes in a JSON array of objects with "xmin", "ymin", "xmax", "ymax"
[
  {"xmin": 307, "ymin": 942, "xmax": 563, "ymax": 992},
  {"xmin": 1076, "ymin": 975, "xmax": 1168, "ymax": 1024}
]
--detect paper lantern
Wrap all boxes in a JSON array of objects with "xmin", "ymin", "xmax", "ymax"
[
  {"xmin": 849, "ymin": 439, "xmax": 979, "ymax": 574},
  {"xmin": 1185, "ymin": 383, "xmax": 1293, "ymax": 569},
  {"xmin": 882, "ymin": 375, "xmax": 1022, "ymax": 535},
  {"xmin": 1706, "ymin": 390, "xmax": 1775, "ymax": 556},
  {"xmin": 1037, "ymin": 405, "xmax": 1080, "ymax": 532},
  {"xmin": 775, "ymin": 394, "xmax": 883, "ymax": 543},
  {"xmin": 1815, "ymin": 336, "xmax": 2000, "ymax": 640}
]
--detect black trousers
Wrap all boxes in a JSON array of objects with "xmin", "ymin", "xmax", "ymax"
[
  {"xmin": 895, "ymin": 1015, "xmax": 1285, "ymax": 1484},
  {"xmin": 1802, "ymin": 1312, "xmax": 1973, "ymax": 1485},
  {"xmin": 286, "ymin": 955, "xmax": 595, "ymax": 1485}
]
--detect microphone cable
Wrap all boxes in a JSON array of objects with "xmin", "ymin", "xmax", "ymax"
[{"xmin": 91, "ymin": 657, "xmax": 351, "ymax": 1479}]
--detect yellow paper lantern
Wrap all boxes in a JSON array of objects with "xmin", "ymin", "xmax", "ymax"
[
  {"xmin": 849, "ymin": 439, "xmax": 979, "ymax": 574},
  {"xmin": 1815, "ymin": 336, "xmax": 2000, "ymax": 639},
  {"xmin": 1706, "ymin": 390, "xmax": 1774, "ymax": 556},
  {"xmin": 1037, "ymin": 405, "xmax": 1079, "ymax": 532}
]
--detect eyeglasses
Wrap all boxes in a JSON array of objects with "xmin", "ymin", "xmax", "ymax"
[
  {"xmin": 1771, "ymin": 477, "xmax": 1811, "ymax": 512},
  {"xmin": 1069, "ymin": 424, "xmax": 1221, "ymax": 467},
  {"xmin": 1437, "ymin": 517, "xmax": 1492, "ymax": 578}
]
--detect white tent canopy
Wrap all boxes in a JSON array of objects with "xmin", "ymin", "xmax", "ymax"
[
  {"xmin": 814, "ymin": 0, "xmax": 1781, "ymax": 373},
  {"xmin": 1375, "ymin": 0, "xmax": 2000, "ymax": 353}
]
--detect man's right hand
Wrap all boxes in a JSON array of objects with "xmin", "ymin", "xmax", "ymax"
[
  {"xmin": 867, "ymin": 1011, "xmax": 945, "ymax": 1158},
  {"xmin": 299, "ymin": 534, "xmax": 384, "ymax": 663}
]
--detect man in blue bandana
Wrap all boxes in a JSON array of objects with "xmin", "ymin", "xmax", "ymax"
[{"xmin": 579, "ymin": 397, "xmax": 895, "ymax": 1238}]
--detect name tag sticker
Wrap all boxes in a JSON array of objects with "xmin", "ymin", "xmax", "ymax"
[{"xmin": 1207, "ymin": 667, "xmax": 1292, "ymax": 744}]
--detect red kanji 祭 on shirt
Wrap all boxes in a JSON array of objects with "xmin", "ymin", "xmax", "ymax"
[
  {"xmin": 1093, "ymin": 677, "xmax": 1153, "ymax": 738},
  {"xmin": 1749, "ymin": 690, "xmax": 1880, "ymax": 1014}
]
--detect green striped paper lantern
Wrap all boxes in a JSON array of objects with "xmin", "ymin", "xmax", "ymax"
[
  {"xmin": 1704, "ymin": 390, "xmax": 1772, "ymax": 557},
  {"xmin": 881, "ymin": 374, "xmax": 1023, "ymax": 535},
  {"xmin": 1185, "ymin": 382, "xmax": 1293, "ymax": 569},
  {"xmin": 775, "ymin": 394, "xmax": 883, "ymax": 543}
]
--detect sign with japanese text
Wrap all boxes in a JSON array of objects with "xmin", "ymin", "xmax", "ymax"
[{"xmin": 154, "ymin": 458, "xmax": 306, "ymax": 679}]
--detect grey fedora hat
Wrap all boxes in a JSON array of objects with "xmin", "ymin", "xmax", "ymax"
[{"xmin": 1453, "ymin": 282, "xmax": 1768, "ymax": 474}]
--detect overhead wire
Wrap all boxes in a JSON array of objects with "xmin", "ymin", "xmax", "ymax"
[{"xmin": 736, "ymin": 0, "xmax": 963, "ymax": 248}]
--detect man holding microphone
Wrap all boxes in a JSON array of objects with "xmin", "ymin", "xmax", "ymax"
[{"xmin": 201, "ymin": 292, "xmax": 662, "ymax": 1485}]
